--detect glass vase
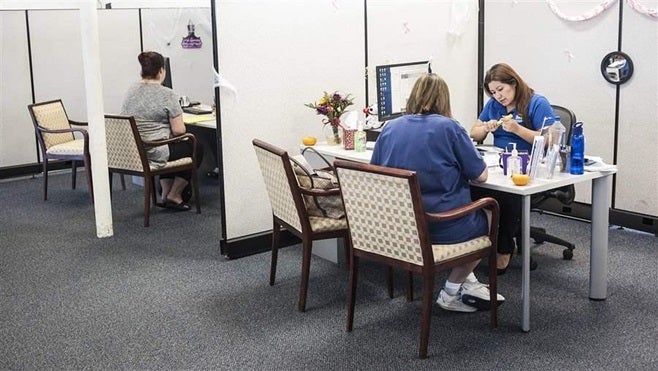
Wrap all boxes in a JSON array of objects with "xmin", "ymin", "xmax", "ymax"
[{"xmin": 324, "ymin": 124, "xmax": 343, "ymax": 146}]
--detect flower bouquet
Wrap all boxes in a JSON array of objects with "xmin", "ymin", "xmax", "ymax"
[{"xmin": 305, "ymin": 91, "xmax": 354, "ymax": 145}]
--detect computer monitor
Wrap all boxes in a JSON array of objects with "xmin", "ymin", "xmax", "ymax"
[
  {"xmin": 161, "ymin": 57, "xmax": 173, "ymax": 89},
  {"xmin": 375, "ymin": 61, "xmax": 429, "ymax": 121}
]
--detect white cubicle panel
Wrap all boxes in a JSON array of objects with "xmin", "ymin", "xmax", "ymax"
[
  {"xmin": 29, "ymin": 9, "xmax": 141, "ymax": 120},
  {"xmin": 614, "ymin": 2, "xmax": 658, "ymax": 217},
  {"xmin": 366, "ymin": 0, "xmax": 479, "ymax": 126},
  {"xmin": 0, "ymin": 11, "xmax": 37, "ymax": 167},
  {"xmin": 141, "ymin": 8, "xmax": 214, "ymax": 107},
  {"xmin": 217, "ymin": 1, "xmax": 365, "ymax": 240},
  {"xmin": 484, "ymin": 1, "xmax": 619, "ymax": 204}
]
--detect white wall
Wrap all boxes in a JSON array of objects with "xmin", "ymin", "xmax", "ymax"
[
  {"xmin": 217, "ymin": 1, "xmax": 366, "ymax": 240},
  {"xmin": 615, "ymin": 0, "xmax": 658, "ymax": 216},
  {"xmin": 0, "ymin": 11, "xmax": 36, "ymax": 167},
  {"xmin": 367, "ymin": 0, "xmax": 479, "ymax": 126}
]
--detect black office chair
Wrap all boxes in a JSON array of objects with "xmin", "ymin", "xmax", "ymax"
[{"xmin": 525, "ymin": 105, "xmax": 577, "ymax": 260}]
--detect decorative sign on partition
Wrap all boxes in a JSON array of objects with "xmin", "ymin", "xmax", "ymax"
[{"xmin": 182, "ymin": 20, "xmax": 202, "ymax": 49}]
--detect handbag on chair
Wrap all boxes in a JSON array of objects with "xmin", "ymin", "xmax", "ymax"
[{"xmin": 290, "ymin": 147, "xmax": 345, "ymax": 219}]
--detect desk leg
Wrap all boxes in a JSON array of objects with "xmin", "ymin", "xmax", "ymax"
[
  {"xmin": 521, "ymin": 195, "xmax": 531, "ymax": 332},
  {"xmin": 590, "ymin": 174, "xmax": 612, "ymax": 300}
]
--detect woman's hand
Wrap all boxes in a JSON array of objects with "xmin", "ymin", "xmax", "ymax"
[{"xmin": 499, "ymin": 118, "xmax": 520, "ymax": 134}]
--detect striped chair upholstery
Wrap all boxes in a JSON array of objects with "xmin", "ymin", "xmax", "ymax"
[
  {"xmin": 104, "ymin": 115, "xmax": 201, "ymax": 227},
  {"xmin": 334, "ymin": 159, "xmax": 500, "ymax": 359},
  {"xmin": 27, "ymin": 99, "xmax": 93, "ymax": 202},
  {"xmin": 252, "ymin": 139, "xmax": 349, "ymax": 312}
]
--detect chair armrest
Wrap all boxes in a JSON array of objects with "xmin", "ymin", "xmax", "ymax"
[
  {"xmin": 36, "ymin": 126, "xmax": 89, "ymax": 139},
  {"xmin": 425, "ymin": 197, "xmax": 499, "ymax": 223},
  {"xmin": 69, "ymin": 119, "xmax": 88, "ymax": 126},
  {"xmin": 143, "ymin": 133, "xmax": 197, "ymax": 148}
]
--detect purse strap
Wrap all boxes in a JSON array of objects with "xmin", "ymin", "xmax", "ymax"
[
  {"xmin": 301, "ymin": 146, "xmax": 334, "ymax": 171},
  {"xmin": 289, "ymin": 155, "xmax": 318, "ymax": 189}
]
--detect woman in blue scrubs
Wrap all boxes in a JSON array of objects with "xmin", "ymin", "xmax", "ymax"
[
  {"xmin": 371, "ymin": 73, "xmax": 504, "ymax": 312},
  {"xmin": 470, "ymin": 63, "xmax": 555, "ymax": 273}
]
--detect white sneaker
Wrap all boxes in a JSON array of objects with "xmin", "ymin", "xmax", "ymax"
[
  {"xmin": 460, "ymin": 281, "xmax": 505, "ymax": 311},
  {"xmin": 436, "ymin": 289, "xmax": 477, "ymax": 313}
]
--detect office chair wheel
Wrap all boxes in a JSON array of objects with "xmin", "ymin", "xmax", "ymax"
[{"xmin": 563, "ymin": 249, "xmax": 574, "ymax": 260}]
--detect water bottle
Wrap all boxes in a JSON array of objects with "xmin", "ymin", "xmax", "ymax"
[{"xmin": 570, "ymin": 122, "xmax": 584, "ymax": 175}]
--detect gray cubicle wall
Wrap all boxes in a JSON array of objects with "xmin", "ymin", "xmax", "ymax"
[
  {"xmin": 0, "ymin": 6, "xmax": 212, "ymax": 175},
  {"xmin": 615, "ymin": 4, "xmax": 658, "ymax": 218},
  {"xmin": 366, "ymin": 0, "xmax": 479, "ymax": 125},
  {"xmin": 483, "ymin": 1, "xmax": 657, "ymax": 231},
  {"xmin": 0, "ymin": 11, "xmax": 35, "ymax": 168},
  {"xmin": 141, "ymin": 8, "xmax": 213, "ymax": 106},
  {"xmin": 216, "ymin": 1, "xmax": 366, "ymax": 248}
]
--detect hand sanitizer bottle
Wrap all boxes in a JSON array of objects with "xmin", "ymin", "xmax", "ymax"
[
  {"xmin": 507, "ymin": 142, "xmax": 521, "ymax": 176},
  {"xmin": 354, "ymin": 122, "xmax": 367, "ymax": 152}
]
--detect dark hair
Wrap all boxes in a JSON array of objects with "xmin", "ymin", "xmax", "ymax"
[
  {"xmin": 405, "ymin": 73, "xmax": 452, "ymax": 118},
  {"xmin": 483, "ymin": 63, "xmax": 534, "ymax": 128},
  {"xmin": 138, "ymin": 51, "xmax": 164, "ymax": 79}
]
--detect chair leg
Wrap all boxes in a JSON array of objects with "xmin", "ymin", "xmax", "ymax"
[
  {"xmin": 269, "ymin": 220, "xmax": 280, "ymax": 286},
  {"xmin": 489, "ymin": 249, "xmax": 499, "ymax": 328},
  {"xmin": 83, "ymin": 154, "xmax": 93, "ymax": 202},
  {"xmin": 108, "ymin": 172, "xmax": 113, "ymax": 193},
  {"xmin": 151, "ymin": 176, "xmax": 158, "ymax": 205},
  {"xmin": 42, "ymin": 158, "xmax": 48, "ymax": 201},
  {"xmin": 387, "ymin": 266, "xmax": 394, "ymax": 299},
  {"xmin": 298, "ymin": 236, "xmax": 313, "ymax": 312},
  {"xmin": 143, "ymin": 174, "xmax": 152, "ymax": 227},
  {"xmin": 191, "ymin": 167, "xmax": 201, "ymax": 214},
  {"xmin": 419, "ymin": 274, "xmax": 435, "ymax": 359},
  {"xmin": 120, "ymin": 174, "xmax": 126, "ymax": 191},
  {"xmin": 71, "ymin": 160, "xmax": 77, "ymax": 189},
  {"xmin": 406, "ymin": 271, "xmax": 414, "ymax": 302},
  {"xmin": 346, "ymin": 255, "xmax": 359, "ymax": 332}
]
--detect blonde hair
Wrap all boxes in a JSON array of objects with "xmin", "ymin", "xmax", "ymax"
[{"xmin": 405, "ymin": 73, "xmax": 452, "ymax": 118}]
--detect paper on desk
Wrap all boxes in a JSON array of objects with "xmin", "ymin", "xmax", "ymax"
[
  {"xmin": 584, "ymin": 156, "xmax": 617, "ymax": 172},
  {"xmin": 184, "ymin": 114, "xmax": 215, "ymax": 124}
]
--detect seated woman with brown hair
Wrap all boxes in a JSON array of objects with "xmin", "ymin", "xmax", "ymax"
[{"xmin": 121, "ymin": 51, "xmax": 203, "ymax": 211}]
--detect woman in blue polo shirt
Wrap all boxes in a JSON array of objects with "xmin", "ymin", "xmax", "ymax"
[
  {"xmin": 470, "ymin": 63, "xmax": 555, "ymax": 274},
  {"xmin": 371, "ymin": 73, "xmax": 505, "ymax": 313}
]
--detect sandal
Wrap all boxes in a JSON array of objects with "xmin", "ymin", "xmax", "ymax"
[{"xmin": 164, "ymin": 200, "xmax": 191, "ymax": 212}]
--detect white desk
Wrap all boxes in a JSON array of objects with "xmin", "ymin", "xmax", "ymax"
[{"xmin": 305, "ymin": 144, "xmax": 616, "ymax": 332}]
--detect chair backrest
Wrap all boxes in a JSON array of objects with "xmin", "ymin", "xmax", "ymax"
[
  {"xmin": 252, "ymin": 139, "xmax": 306, "ymax": 233},
  {"xmin": 334, "ymin": 160, "xmax": 430, "ymax": 266},
  {"xmin": 551, "ymin": 104, "xmax": 577, "ymax": 145},
  {"xmin": 104, "ymin": 115, "xmax": 150, "ymax": 173},
  {"xmin": 27, "ymin": 99, "xmax": 75, "ymax": 149}
]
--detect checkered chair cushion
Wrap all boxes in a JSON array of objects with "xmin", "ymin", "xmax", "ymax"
[
  {"xmin": 254, "ymin": 145, "xmax": 303, "ymax": 233},
  {"xmin": 30, "ymin": 101, "xmax": 76, "ymax": 149},
  {"xmin": 337, "ymin": 166, "xmax": 491, "ymax": 266},
  {"xmin": 46, "ymin": 139, "xmax": 85, "ymax": 156}
]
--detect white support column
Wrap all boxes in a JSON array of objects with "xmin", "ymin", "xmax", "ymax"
[{"xmin": 79, "ymin": 0, "xmax": 113, "ymax": 238}]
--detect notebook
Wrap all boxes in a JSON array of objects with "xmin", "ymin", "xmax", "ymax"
[{"xmin": 183, "ymin": 106, "xmax": 213, "ymax": 115}]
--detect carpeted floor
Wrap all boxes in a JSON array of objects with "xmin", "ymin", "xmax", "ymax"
[{"xmin": 1, "ymin": 170, "xmax": 657, "ymax": 370}]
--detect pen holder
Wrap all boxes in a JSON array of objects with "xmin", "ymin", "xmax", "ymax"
[{"xmin": 343, "ymin": 129, "xmax": 356, "ymax": 150}]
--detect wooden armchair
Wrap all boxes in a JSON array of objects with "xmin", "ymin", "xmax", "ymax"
[
  {"xmin": 104, "ymin": 115, "xmax": 201, "ymax": 227},
  {"xmin": 252, "ymin": 139, "xmax": 349, "ymax": 312},
  {"xmin": 334, "ymin": 159, "xmax": 499, "ymax": 359},
  {"xmin": 27, "ymin": 99, "xmax": 93, "ymax": 201}
]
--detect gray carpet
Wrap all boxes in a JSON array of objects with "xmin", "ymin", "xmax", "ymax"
[{"xmin": 1, "ymin": 170, "xmax": 657, "ymax": 370}]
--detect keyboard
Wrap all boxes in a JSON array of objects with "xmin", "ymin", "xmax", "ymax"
[{"xmin": 183, "ymin": 106, "xmax": 213, "ymax": 115}]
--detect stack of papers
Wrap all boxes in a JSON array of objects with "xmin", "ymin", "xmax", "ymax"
[{"xmin": 584, "ymin": 156, "xmax": 617, "ymax": 172}]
